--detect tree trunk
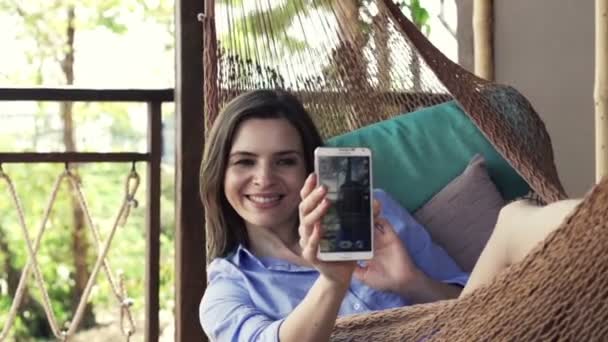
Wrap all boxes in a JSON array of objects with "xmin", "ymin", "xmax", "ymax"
[
  {"xmin": 60, "ymin": 6, "xmax": 95, "ymax": 329},
  {"xmin": 409, "ymin": 7, "xmax": 422, "ymax": 91},
  {"xmin": 332, "ymin": 0, "xmax": 368, "ymax": 93},
  {"xmin": 333, "ymin": 0, "xmax": 363, "ymax": 46},
  {"xmin": 331, "ymin": 0, "xmax": 374, "ymax": 128},
  {"xmin": 473, "ymin": 0, "xmax": 494, "ymax": 80},
  {"xmin": 595, "ymin": 0, "xmax": 608, "ymax": 182},
  {"xmin": 375, "ymin": 1, "xmax": 391, "ymax": 90}
]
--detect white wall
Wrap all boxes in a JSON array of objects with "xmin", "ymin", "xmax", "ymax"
[{"xmin": 493, "ymin": 1, "xmax": 595, "ymax": 196}]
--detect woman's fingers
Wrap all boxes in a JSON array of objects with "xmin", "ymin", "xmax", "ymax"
[
  {"xmin": 299, "ymin": 197, "xmax": 330, "ymax": 250},
  {"xmin": 298, "ymin": 173, "xmax": 330, "ymax": 243},
  {"xmin": 300, "ymin": 196, "xmax": 331, "ymax": 228},
  {"xmin": 373, "ymin": 217, "xmax": 399, "ymax": 247},
  {"xmin": 299, "ymin": 183, "xmax": 327, "ymax": 218},
  {"xmin": 299, "ymin": 174, "xmax": 330, "ymax": 250},
  {"xmin": 375, "ymin": 217, "xmax": 396, "ymax": 235},
  {"xmin": 299, "ymin": 173, "xmax": 317, "ymax": 199},
  {"xmin": 374, "ymin": 217, "xmax": 388, "ymax": 233},
  {"xmin": 372, "ymin": 199, "xmax": 381, "ymax": 218},
  {"xmin": 302, "ymin": 223, "xmax": 323, "ymax": 262}
]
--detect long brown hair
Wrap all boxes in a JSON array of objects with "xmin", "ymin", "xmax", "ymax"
[{"xmin": 201, "ymin": 90, "xmax": 323, "ymax": 261}]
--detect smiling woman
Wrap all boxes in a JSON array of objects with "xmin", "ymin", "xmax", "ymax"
[
  {"xmin": 223, "ymin": 118, "xmax": 307, "ymax": 249},
  {"xmin": 200, "ymin": 90, "xmax": 323, "ymax": 262},
  {"xmin": 198, "ymin": 89, "xmax": 468, "ymax": 342}
]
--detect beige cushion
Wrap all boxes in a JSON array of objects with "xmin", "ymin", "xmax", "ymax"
[{"xmin": 413, "ymin": 155, "xmax": 504, "ymax": 272}]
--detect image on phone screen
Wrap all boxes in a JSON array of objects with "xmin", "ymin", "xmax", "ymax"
[{"xmin": 317, "ymin": 155, "xmax": 372, "ymax": 253}]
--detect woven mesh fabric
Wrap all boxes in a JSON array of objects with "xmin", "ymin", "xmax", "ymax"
[
  {"xmin": 203, "ymin": 0, "xmax": 566, "ymax": 204},
  {"xmin": 331, "ymin": 176, "xmax": 608, "ymax": 341}
]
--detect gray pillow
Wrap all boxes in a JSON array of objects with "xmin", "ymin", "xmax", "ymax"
[{"xmin": 413, "ymin": 154, "xmax": 504, "ymax": 273}]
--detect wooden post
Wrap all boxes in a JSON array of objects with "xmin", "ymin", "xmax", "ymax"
[
  {"xmin": 145, "ymin": 101, "xmax": 162, "ymax": 342},
  {"xmin": 175, "ymin": 0, "xmax": 206, "ymax": 340},
  {"xmin": 473, "ymin": 0, "xmax": 494, "ymax": 80},
  {"xmin": 595, "ymin": 0, "xmax": 608, "ymax": 182}
]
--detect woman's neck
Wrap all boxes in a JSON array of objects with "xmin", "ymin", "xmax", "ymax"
[{"xmin": 245, "ymin": 223, "xmax": 305, "ymax": 265}]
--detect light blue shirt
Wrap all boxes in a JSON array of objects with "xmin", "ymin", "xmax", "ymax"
[{"xmin": 200, "ymin": 189, "xmax": 469, "ymax": 342}]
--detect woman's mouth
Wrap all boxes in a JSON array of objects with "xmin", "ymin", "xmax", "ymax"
[{"xmin": 246, "ymin": 194, "xmax": 284, "ymax": 208}]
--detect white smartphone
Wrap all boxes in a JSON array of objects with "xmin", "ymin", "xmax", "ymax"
[{"xmin": 314, "ymin": 147, "xmax": 374, "ymax": 261}]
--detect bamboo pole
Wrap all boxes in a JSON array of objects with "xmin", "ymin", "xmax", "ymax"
[
  {"xmin": 595, "ymin": 0, "xmax": 608, "ymax": 182},
  {"xmin": 473, "ymin": 0, "xmax": 494, "ymax": 80}
]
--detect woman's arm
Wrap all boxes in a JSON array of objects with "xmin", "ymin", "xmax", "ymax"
[
  {"xmin": 201, "ymin": 272, "xmax": 350, "ymax": 342},
  {"xmin": 394, "ymin": 271, "xmax": 462, "ymax": 304},
  {"xmin": 282, "ymin": 173, "xmax": 359, "ymax": 341},
  {"xmin": 279, "ymin": 275, "xmax": 349, "ymax": 342}
]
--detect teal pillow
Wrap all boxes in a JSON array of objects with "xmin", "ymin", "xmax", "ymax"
[{"xmin": 326, "ymin": 101, "xmax": 530, "ymax": 212}]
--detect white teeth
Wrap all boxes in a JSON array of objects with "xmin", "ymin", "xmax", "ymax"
[{"xmin": 248, "ymin": 195, "xmax": 281, "ymax": 204}]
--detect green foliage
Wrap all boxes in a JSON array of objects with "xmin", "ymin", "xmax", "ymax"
[
  {"xmin": 218, "ymin": 0, "xmax": 310, "ymax": 59},
  {"xmin": 218, "ymin": 0, "xmax": 432, "ymax": 65},
  {"xmin": 397, "ymin": 0, "xmax": 431, "ymax": 35},
  {"xmin": 0, "ymin": 0, "xmax": 175, "ymax": 339},
  {"xmin": 217, "ymin": 0, "xmax": 344, "ymax": 59},
  {"xmin": 1, "ymin": 0, "xmax": 174, "ymax": 85},
  {"xmin": 217, "ymin": 0, "xmax": 246, "ymax": 7}
]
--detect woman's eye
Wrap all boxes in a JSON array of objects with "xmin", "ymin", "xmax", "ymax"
[
  {"xmin": 233, "ymin": 159, "xmax": 254, "ymax": 166},
  {"xmin": 277, "ymin": 158, "xmax": 297, "ymax": 166}
]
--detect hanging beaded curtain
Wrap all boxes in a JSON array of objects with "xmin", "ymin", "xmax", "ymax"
[{"xmin": 202, "ymin": 0, "xmax": 566, "ymax": 204}]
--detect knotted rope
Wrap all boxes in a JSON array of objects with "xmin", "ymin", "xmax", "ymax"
[{"xmin": 0, "ymin": 165, "xmax": 140, "ymax": 341}]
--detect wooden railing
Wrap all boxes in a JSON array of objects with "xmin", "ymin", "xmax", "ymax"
[{"xmin": 0, "ymin": 87, "xmax": 174, "ymax": 342}]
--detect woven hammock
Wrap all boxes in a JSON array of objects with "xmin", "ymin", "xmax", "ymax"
[{"xmin": 202, "ymin": 0, "xmax": 608, "ymax": 340}]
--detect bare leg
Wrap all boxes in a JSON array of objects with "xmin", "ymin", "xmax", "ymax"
[{"xmin": 460, "ymin": 198, "xmax": 582, "ymax": 297}]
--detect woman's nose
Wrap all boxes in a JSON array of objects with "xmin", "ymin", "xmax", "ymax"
[{"xmin": 253, "ymin": 164, "xmax": 276, "ymax": 186}]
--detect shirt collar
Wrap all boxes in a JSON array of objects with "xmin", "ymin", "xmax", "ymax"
[{"xmin": 231, "ymin": 244, "xmax": 315, "ymax": 273}]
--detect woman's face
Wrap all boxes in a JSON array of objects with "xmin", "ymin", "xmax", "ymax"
[{"xmin": 224, "ymin": 118, "xmax": 308, "ymax": 234}]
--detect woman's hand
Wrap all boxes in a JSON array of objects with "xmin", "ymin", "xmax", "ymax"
[
  {"xmin": 353, "ymin": 217, "xmax": 423, "ymax": 295},
  {"xmin": 298, "ymin": 173, "xmax": 356, "ymax": 288}
]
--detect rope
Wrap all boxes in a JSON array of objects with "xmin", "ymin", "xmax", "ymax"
[
  {"xmin": 0, "ymin": 166, "xmax": 140, "ymax": 341},
  {"xmin": 0, "ymin": 168, "xmax": 66, "ymax": 340}
]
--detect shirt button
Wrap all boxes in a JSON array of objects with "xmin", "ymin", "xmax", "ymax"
[{"xmin": 353, "ymin": 303, "xmax": 361, "ymax": 310}]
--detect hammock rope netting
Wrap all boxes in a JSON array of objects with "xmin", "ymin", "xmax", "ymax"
[{"xmin": 202, "ymin": 0, "xmax": 608, "ymax": 340}]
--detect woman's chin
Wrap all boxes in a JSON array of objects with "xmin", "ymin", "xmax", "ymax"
[{"xmin": 244, "ymin": 213, "xmax": 297, "ymax": 232}]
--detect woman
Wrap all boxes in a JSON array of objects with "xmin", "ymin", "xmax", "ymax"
[
  {"xmin": 199, "ymin": 89, "xmax": 466, "ymax": 341},
  {"xmin": 199, "ymin": 89, "xmax": 580, "ymax": 341}
]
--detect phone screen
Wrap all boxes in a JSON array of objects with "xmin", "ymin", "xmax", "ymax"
[{"xmin": 317, "ymin": 154, "xmax": 372, "ymax": 253}]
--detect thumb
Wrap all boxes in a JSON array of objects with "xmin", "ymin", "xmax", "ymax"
[{"xmin": 375, "ymin": 217, "xmax": 396, "ymax": 237}]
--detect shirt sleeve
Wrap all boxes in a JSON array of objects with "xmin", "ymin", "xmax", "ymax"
[
  {"xmin": 200, "ymin": 262, "xmax": 285, "ymax": 342},
  {"xmin": 373, "ymin": 189, "xmax": 469, "ymax": 287}
]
